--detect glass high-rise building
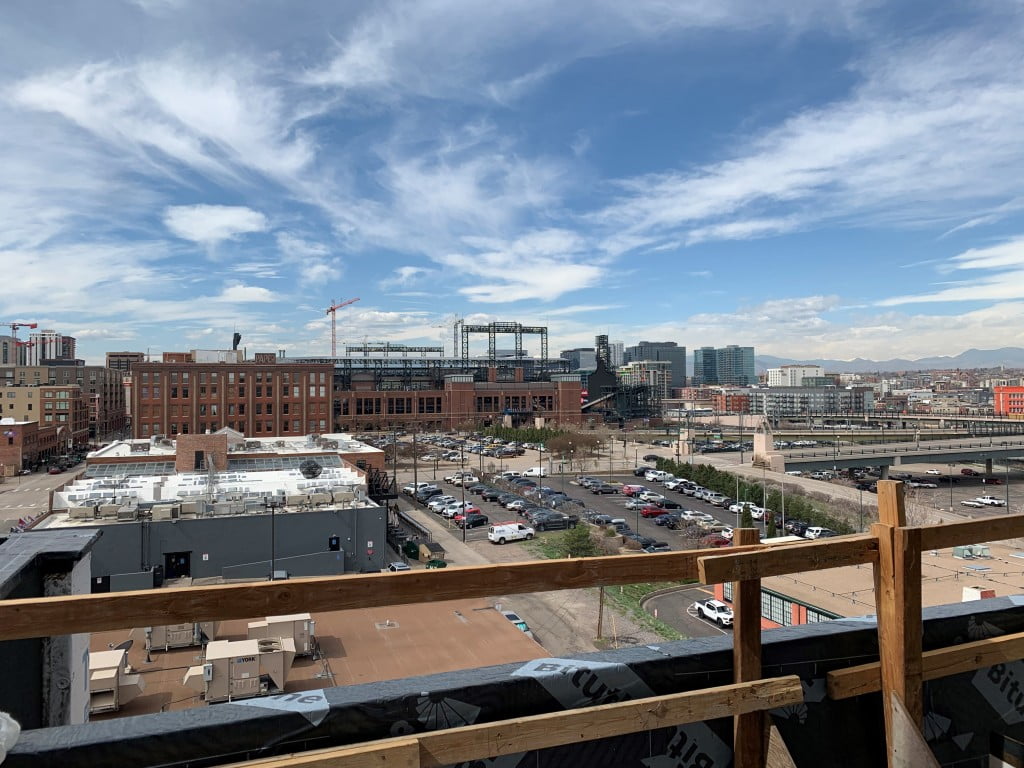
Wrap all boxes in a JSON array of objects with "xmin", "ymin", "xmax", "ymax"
[{"xmin": 692, "ymin": 345, "xmax": 755, "ymax": 385}]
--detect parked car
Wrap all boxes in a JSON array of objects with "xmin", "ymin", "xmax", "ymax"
[
  {"xmin": 387, "ymin": 562, "xmax": 411, "ymax": 572},
  {"xmin": 643, "ymin": 454, "xmax": 660, "ymax": 462},
  {"xmin": 632, "ymin": 466, "xmax": 655, "ymax": 477},
  {"xmin": 656, "ymin": 499, "xmax": 683, "ymax": 510},
  {"xmin": 638, "ymin": 491, "xmax": 666, "ymax": 504},
  {"xmin": 642, "ymin": 542, "xmax": 672, "ymax": 553},
  {"xmin": 700, "ymin": 535, "xmax": 732, "ymax": 548},
  {"xmin": 500, "ymin": 609, "xmax": 535, "ymax": 639},
  {"xmin": 590, "ymin": 483, "xmax": 618, "ymax": 494},
  {"xmin": 925, "ymin": 469, "xmax": 942, "ymax": 475},
  {"xmin": 982, "ymin": 477, "xmax": 1003, "ymax": 485},
  {"xmin": 488, "ymin": 523, "xmax": 535, "ymax": 544},
  {"xmin": 961, "ymin": 468, "xmax": 980, "ymax": 476},
  {"xmin": 427, "ymin": 495, "xmax": 457, "ymax": 512},
  {"xmin": 804, "ymin": 526, "xmax": 835, "ymax": 539},
  {"xmin": 480, "ymin": 487, "xmax": 503, "ymax": 501},
  {"xmin": 654, "ymin": 512, "xmax": 680, "ymax": 527},
  {"xmin": 414, "ymin": 487, "xmax": 443, "ymax": 502},
  {"xmin": 640, "ymin": 505, "xmax": 668, "ymax": 518},
  {"xmin": 530, "ymin": 511, "xmax": 578, "ymax": 531},
  {"xmin": 457, "ymin": 513, "xmax": 490, "ymax": 529}
]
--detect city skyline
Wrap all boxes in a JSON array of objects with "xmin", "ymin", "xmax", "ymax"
[{"xmin": 5, "ymin": 2, "xmax": 1024, "ymax": 364}]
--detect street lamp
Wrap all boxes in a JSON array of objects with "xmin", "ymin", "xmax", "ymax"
[{"xmin": 948, "ymin": 463, "xmax": 955, "ymax": 512}]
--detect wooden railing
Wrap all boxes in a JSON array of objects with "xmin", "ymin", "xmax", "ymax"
[{"xmin": 3, "ymin": 480, "xmax": 1024, "ymax": 768}]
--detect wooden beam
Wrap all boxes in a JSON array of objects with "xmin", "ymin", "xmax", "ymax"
[
  {"xmin": 874, "ymin": 480, "xmax": 925, "ymax": 767},
  {"xmin": 0, "ymin": 546, "xmax": 766, "ymax": 642},
  {"xmin": 732, "ymin": 528, "xmax": 766, "ymax": 768},
  {"xmin": 828, "ymin": 630, "xmax": 1024, "ymax": 700},
  {"xmin": 220, "ymin": 676, "xmax": 805, "ymax": 768},
  {"xmin": 224, "ymin": 738, "xmax": 421, "ymax": 768},
  {"xmin": 916, "ymin": 513, "xmax": 1024, "ymax": 552},
  {"xmin": 877, "ymin": 480, "xmax": 907, "ymax": 528},
  {"xmin": 697, "ymin": 533, "xmax": 878, "ymax": 585}
]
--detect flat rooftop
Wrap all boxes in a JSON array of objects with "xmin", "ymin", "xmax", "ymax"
[
  {"xmin": 87, "ymin": 433, "xmax": 383, "ymax": 460},
  {"xmin": 764, "ymin": 535, "xmax": 1024, "ymax": 618},
  {"xmin": 89, "ymin": 599, "xmax": 547, "ymax": 719}
]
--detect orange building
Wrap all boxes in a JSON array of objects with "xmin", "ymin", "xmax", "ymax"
[{"xmin": 994, "ymin": 385, "xmax": 1024, "ymax": 419}]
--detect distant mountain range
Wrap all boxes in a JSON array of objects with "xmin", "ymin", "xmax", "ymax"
[{"xmin": 753, "ymin": 347, "xmax": 1024, "ymax": 374}]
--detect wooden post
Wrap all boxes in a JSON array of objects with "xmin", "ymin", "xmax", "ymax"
[
  {"xmin": 874, "ymin": 480, "xmax": 924, "ymax": 767},
  {"xmin": 596, "ymin": 586, "xmax": 605, "ymax": 639},
  {"xmin": 732, "ymin": 527, "xmax": 766, "ymax": 768}
]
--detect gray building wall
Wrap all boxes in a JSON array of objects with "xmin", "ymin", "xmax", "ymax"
[
  {"xmin": 0, "ymin": 529, "xmax": 99, "ymax": 729},
  {"xmin": 32, "ymin": 506, "xmax": 388, "ymax": 584}
]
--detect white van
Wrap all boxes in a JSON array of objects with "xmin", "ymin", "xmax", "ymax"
[
  {"xmin": 488, "ymin": 523, "xmax": 536, "ymax": 544},
  {"xmin": 493, "ymin": 470, "xmax": 522, "ymax": 481},
  {"xmin": 522, "ymin": 466, "xmax": 548, "ymax": 477}
]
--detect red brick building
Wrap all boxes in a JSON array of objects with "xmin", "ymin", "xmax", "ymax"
[
  {"xmin": 132, "ymin": 353, "xmax": 582, "ymax": 438},
  {"xmin": 0, "ymin": 420, "xmax": 62, "ymax": 474},
  {"xmin": 131, "ymin": 357, "xmax": 334, "ymax": 439},
  {"xmin": 994, "ymin": 385, "xmax": 1024, "ymax": 419}
]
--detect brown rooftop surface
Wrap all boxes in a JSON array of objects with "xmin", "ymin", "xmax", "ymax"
[
  {"xmin": 90, "ymin": 598, "xmax": 546, "ymax": 719},
  {"xmin": 763, "ymin": 536, "xmax": 1024, "ymax": 618}
]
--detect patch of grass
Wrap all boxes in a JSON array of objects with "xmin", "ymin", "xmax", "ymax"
[
  {"xmin": 602, "ymin": 582, "xmax": 693, "ymax": 642},
  {"xmin": 522, "ymin": 536, "xmax": 563, "ymax": 560},
  {"xmin": 525, "ymin": 536, "xmax": 695, "ymax": 642}
]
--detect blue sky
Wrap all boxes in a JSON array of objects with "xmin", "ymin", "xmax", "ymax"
[{"xmin": 4, "ymin": 0, "xmax": 1024, "ymax": 365}]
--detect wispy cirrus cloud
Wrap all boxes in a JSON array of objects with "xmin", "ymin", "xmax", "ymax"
[
  {"xmin": 878, "ymin": 236, "xmax": 1024, "ymax": 307},
  {"xmin": 592, "ymin": 20, "xmax": 1024, "ymax": 252},
  {"xmin": 439, "ymin": 229, "xmax": 603, "ymax": 303}
]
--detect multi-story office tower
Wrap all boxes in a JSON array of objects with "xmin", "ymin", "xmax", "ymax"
[
  {"xmin": 716, "ymin": 345, "xmax": 756, "ymax": 386},
  {"xmin": 559, "ymin": 348, "xmax": 597, "ymax": 371},
  {"xmin": 623, "ymin": 341, "xmax": 687, "ymax": 388},
  {"xmin": 609, "ymin": 341, "xmax": 625, "ymax": 368},
  {"xmin": 692, "ymin": 345, "xmax": 756, "ymax": 386},
  {"xmin": 692, "ymin": 347, "xmax": 718, "ymax": 385},
  {"xmin": 617, "ymin": 360, "xmax": 672, "ymax": 401},
  {"xmin": 26, "ymin": 330, "xmax": 77, "ymax": 365}
]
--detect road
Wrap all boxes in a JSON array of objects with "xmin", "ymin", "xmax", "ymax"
[{"xmin": 0, "ymin": 465, "xmax": 83, "ymax": 533}]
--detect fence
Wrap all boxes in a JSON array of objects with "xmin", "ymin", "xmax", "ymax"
[{"xmin": 2, "ymin": 480, "xmax": 1023, "ymax": 767}]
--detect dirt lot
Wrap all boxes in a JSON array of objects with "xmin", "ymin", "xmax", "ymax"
[{"xmin": 398, "ymin": 500, "xmax": 664, "ymax": 654}]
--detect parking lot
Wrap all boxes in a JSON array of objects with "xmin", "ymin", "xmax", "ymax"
[{"xmin": 401, "ymin": 470, "xmax": 761, "ymax": 553}]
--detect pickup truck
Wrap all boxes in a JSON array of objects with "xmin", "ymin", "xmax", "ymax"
[
  {"xmin": 694, "ymin": 599, "xmax": 734, "ymax": 627},
  {"xmin": 973, "ymin": 495, "xmax": 1007, "ymax": 507}
]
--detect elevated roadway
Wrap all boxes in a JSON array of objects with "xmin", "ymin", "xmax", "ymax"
[{"xmin": 779, "ymin": 436, "xmax": 1024, "ymax": 475}]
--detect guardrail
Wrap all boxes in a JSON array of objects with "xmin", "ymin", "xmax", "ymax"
[{"xmin": 3, "ymin": 481, "xmax": 1024, "ymax": 767}]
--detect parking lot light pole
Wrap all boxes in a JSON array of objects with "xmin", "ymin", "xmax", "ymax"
[
  {"xmin": 948, "ymin": 463, "xmax": 954, "ymax": 511},
  {"xmin": 859, "ymin": 487, "xmax": 864, "ymax": 532},
  {"xmin": 461, "ymin": 444, "xmax": 466, "ymax": 543}
]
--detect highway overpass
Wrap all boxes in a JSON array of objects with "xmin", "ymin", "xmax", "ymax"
[{"xmin": 779, "ymin": 436, "xmax": 1024, "ymax": 476}]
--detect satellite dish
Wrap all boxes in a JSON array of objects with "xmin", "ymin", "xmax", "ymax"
[
  {"xmin": 113, "ymin": 639, "xmax": 134, "ymax": 652},
  {"xmin": 300, "ymin": 459, "xmax": 324, "ymax": 479}
]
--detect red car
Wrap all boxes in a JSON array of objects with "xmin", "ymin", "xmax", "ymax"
[
  {"xmin": 47, "ymin": 467, "xmax": 63, "ymax": 475},
  {"xmin": 452, "ymin": 507, "xmax": 481, "ymax": 522},
  {"xmin": 961, "ymin": 468, "xmax": 980, "ymax": 476},
  {"xmin": 700, "ymin": 535, "xmax": 732, "ymax": 548},
  {"xmin": 640, "ymin": 505, "xmax": 668, "ymax": 518},
  {"xmin": 982, "ymin": 477, "xmax": 1002, "ymax": 485}
]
